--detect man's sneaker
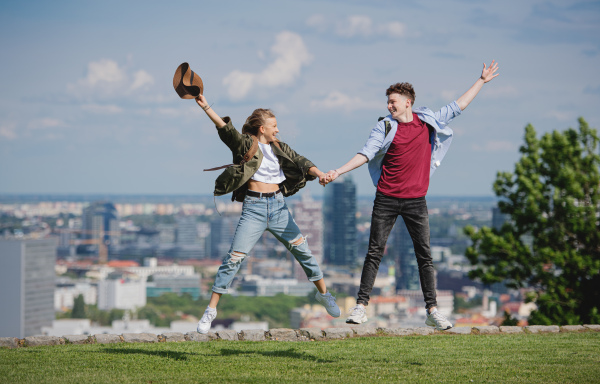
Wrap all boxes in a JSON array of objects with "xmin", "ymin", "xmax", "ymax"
[
  {"xmin": 197, "ymin": 307, "xmax": 217, "ymax": 334},
  {"xmin": 346, "ymin": 304, "xmax": 368, "ymax": 324},
  {"xmin": 315, "ymin": 291, "xmax": 341, "ymax": 317},
  {"xmin": 425, "ymin": 308, "xmax": 453, "ymax": 330}
]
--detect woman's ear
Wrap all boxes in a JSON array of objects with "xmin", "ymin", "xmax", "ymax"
[{"xmin": 259, "ymin": 126, "xmax": 265, "ymax": 134}]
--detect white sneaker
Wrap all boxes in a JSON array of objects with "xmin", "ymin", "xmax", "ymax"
[
  {"xmin": 346, "ymin": 304, "xmax": 368, "ymax": 324},
  {"xmin": 197, "ymin": 307, "xmax": 217, "ymax": 334},
  {"xmin": 425, "ymin": 308, "xmax": 453, "ymax": 330},
  {"xmin": 315, "ymin": 291, "xmax": 341, "ymax": 317}
]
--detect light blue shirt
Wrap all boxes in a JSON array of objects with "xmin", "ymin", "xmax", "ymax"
[{"xmin": 358, "ymin": 101, "xmax": 462, "ymax": 186}]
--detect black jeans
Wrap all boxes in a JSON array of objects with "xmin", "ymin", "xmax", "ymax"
[{"xmin": 357, "ymin": 191, "xmax": 437, "ymax": 309}]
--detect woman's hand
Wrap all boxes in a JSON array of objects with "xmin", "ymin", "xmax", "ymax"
[
  {"xmin": 196, "ymin": 95, "xmax": 209, "ymax": 110},
  {"xmin": 194, "ymin": 95, "xmax": 225, "ymax": 127}
]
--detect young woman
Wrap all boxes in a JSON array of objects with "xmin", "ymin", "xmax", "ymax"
[{"xmin": 195, "ymin": 94, "xmax": 340, "ymax": 333}]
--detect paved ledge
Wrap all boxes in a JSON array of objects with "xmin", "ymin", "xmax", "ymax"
[{"xmin": 2, "ymin": 324, "xmax": 598, "ymax": 348}]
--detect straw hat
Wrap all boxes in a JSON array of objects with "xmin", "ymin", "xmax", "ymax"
[{"xmin": 173, "ymin": 62, "xmax": 203, "ymax": 99}]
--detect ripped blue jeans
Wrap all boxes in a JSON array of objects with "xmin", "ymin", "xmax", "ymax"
[{"xmin": 212, "ymin": 191, "xmax": 324, "ymax": 294}]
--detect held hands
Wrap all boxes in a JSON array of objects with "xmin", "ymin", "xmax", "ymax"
[
  {"xmin": 317, "ymin": 169, "xmax": 339, "ymax": 186},
  {"xmin": 315, "ymin": 169, "xmax": 339, "ymax": 186},
  {"xmin": 480, "ymin": 60, "xmax": 499, "ymax": 83}
]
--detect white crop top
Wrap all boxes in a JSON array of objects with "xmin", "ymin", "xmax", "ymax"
[{"xmin": 251, "ymin": 142, "xmax": 286, "ymax": 184}]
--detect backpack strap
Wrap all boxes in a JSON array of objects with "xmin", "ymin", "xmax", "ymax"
[
  {"xmin": 204, "ymin": 135, "xmax": 259, "ymax": 171},
  {"xmin": 378, "ymin": 117, "xmax": 392, "ymax": 138}
]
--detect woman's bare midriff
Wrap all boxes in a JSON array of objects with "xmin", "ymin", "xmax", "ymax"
[{"xmin": 247, "ymin": 180, "xmax": 280, "ymax": 193}]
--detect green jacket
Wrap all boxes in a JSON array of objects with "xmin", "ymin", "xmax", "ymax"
[{"xmin": 212, "ymin": 117, "xmax": 317, "ymax": 199}]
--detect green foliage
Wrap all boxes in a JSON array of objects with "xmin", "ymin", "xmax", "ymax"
[
  {"xmin": 500, "ymin": 310, "xmax": 519, "ymax": 326},
  {"xmin": 71, "ymin": 294, "xmax": 86, "ymax": 319},
  {"xmin": 136, "ymin": 292, "xmax": 312, "ymax": 328},
  {"xmin": 453, "ymin": 295, "xmax": 483, "ymax": 313},
  {"xmin": 465, "ymin": 118, "xmax": 600, "ymax": 325},
  {"xmin": 1, "ymin": 334, "xmax": 599, "ymax": 383},
  {"xmin": 58, "ymin": 304, "xmax": 125, "ymax": 326}
]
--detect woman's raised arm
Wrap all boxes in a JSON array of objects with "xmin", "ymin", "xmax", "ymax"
[{"xmin": 196, "ymin": 95, "xmax": 226, "ymax": 128}]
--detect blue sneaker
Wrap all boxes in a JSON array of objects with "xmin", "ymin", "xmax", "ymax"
[{"xmin": 315, "ymin": 291, "xmax": 341, "ymax": 317}]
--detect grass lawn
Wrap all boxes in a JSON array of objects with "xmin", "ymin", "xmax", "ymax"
[{"xmin": 1, "ymin": 332, "xmax": 599, "ymax": 383}]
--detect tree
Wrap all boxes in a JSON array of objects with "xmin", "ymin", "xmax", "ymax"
[
  {"xmin": 465, "ymin": 118, "xmax": 600, "ymax": 325},
  {"xmin": 71, "ymin": 294, "xmax": 86, "ymax": 318}
]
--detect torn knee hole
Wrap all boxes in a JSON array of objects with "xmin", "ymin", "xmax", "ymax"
[
  {"xmin": 228, "ymin": 251, "xmax": 246, "ymax": 263},
  {"xmin": 291, "ymin": 236, "xmax": 306, "ymax": 247}
]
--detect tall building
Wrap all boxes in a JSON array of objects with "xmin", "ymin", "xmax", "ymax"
[
  {"xmin": 393, "ymin": 218, "xmax": 421, "ymax": 291},
  {"xmin": 0, "ymin": 238, "xmax": 57, "ymax": 338},
  {"xmin": 210, "ymin": 214, "xmax": 238, "ymax": 259},
  {"xmin": 291, "ymin": 191, "xmax": 324, "ymax": 279},
  {"xmin": 176, "ymin": 215, "xmax": 197, "ymax": 245},
  {"xmin": 173, "ymin": 215, "xmax": 205, "ymax": 259},
  {"xmin": 80, "ymin": 201, "xmax": 120, "ymax": 259},
  {"xmin": 323, "ymin": 176, "xmax": 357, "ymax": 266}
]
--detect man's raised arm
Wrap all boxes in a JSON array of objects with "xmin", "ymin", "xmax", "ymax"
[
  {"xmin": 325, "ymin": 154, "xmax": 369, "ymax": 183},
  {"xmin": 456, "ymin": 60, "xmax": 499, "ymax": 111}
]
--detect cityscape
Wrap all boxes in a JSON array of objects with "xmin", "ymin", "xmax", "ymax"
[{"xmin": 0, "ymin": 176, "xmax": 530, "ymax": 339}]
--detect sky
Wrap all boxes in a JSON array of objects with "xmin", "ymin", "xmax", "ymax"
[{"xmin": 1, "ymin": 0, "xmax": 599, "ymax": 198}]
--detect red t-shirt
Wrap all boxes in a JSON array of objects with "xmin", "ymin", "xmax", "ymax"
[{"xmin": 377, "ymin": 113, "xmax": 431, "ymax": 198}]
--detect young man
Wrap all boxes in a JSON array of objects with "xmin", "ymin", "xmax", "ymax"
[{"xmin": 325, "ymin": 61, "xmax": 499, "ymax": 330}]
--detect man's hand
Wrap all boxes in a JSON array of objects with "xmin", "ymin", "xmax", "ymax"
[
  {"xmin": 480, "ymin": 60, "xmax": 499, "ymax": 83},
  {"xmin": 457, "ymin": 60, "xmax": 500, "ymax": 110}
]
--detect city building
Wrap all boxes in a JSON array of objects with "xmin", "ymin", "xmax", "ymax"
[
  {"xmin": 80, "ymin": 201, "xmax": 120, "ymax": 260},
  {"xmin": 54, "ymin": 279, "xmax": 97, "ymax": 311},
  {"xmin": 146, "ymin": 274, "xmax": 202, "ymax": 299},
  {"xmin": 97, "ymin": 273, "xmax": 146, "ymax": 310},
  {"xmin": 290, "ymin": 191, "xmax": 324, "ymax": 279},
  {"xmin": 393, "ymin": 218, "xmax": 421, "ymax": 291},
  {"xmin": 210, "ymin": 214, "xmax": 238, "ymax": 259},
  {"xmin": 176, "ymin": 215, "xmax": 197, "ymax": 245},
  {"xmin": 238, "ymin": 276, "xmax": 316, "ymax": 297},
  {"xmin": 0, "ymin": 238, "xmax": 57, "ymax": 338},
  {"xmin": 323, "ymin": 176, "xmax": 357, "ymax": 266}
]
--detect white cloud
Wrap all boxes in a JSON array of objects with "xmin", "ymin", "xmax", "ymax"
[
  {"xmin": 336, "ymin": 16, "xmax": 373, "ymax": 38},
  {"xmin": 223, "ymin": 31, "xmax": 312, "ymax": 100},
  {"xmin": 310, "ymin": 91, "xmax": 381, "ymax": 112},
  {"xmin": 82, "ymin": 59, "xmax": 125, "ymax": 87},
  {"xmin": 379, "ymin": 21, "xmax": 406, "ymax": 38},
  {"xmin": 131, "ymin": 70, "xmax": 154, "ymax": 90},
  {"xmin": 307, "ymin": 14, "xmax": 406, "ymax": 39},
  {"xmin": 82, "ymin": 104, "xmax": 123, "ymax": 114},
  {"xmin": 68, "ymin": 58, "xmax": 155, "ymax": 99},
  {"xmin": 472, "ymin": 140, "xmax": 518, "ymax": 152},
  {"xmin": 0, "ymin": 123, "xmax": 17, "ymax": 140},
  {"xmin": 27, "ymin": 118, "xmax": 65, "ymax": 130},
  {"xmin": 545, "ymin": 110, "xmax": 571, "ymax": 121},
  {"xmin": 440, "ymin": 90, "xmax": 458, "ymax": 101},
  {"xmin": 306, "ymin": 14, "xmax": 327, "ymax": 32},
  {"xmin": 156, "ymin": 107, "xmax": 182, "ymax": 117}
]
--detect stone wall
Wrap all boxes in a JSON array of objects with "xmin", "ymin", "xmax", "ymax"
[{"xmin": 1, "ymin": 324, "xmax": 599, "ymax": 349}]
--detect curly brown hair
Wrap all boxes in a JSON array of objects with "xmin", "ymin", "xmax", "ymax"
[
  {"xmin": 241, "ymin": 108, "xmax": 276, "ymax": 136},
  {"xmin": 385, "ymin": 82, "xmax": 415, "ymax": 105}
]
